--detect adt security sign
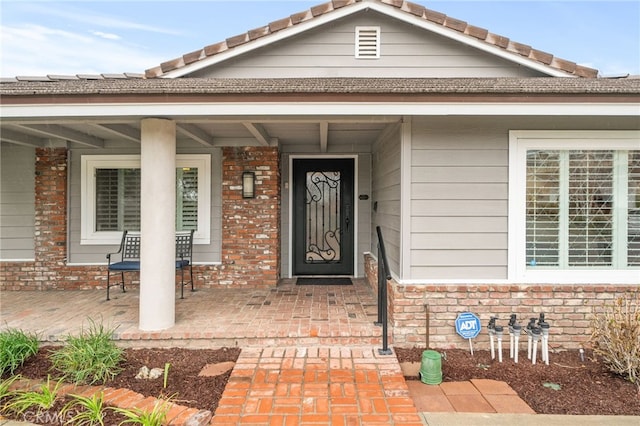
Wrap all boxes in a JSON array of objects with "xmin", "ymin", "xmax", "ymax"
[{"xmin": 455, "ymin": 312, "xmax": 481, "ymax": 339}]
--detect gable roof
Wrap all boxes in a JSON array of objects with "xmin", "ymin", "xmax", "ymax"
[{"xmin": 145, "ymin": 0, "xmax": 599, "ymax": 79}]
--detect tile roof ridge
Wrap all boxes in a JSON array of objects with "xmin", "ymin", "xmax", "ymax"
[
  {"xmin": 144, "ymin": 0, "xmax": 599, "ymax": 79},
  {"xmin": 4, "ymin": 73, "xmax": 145, "ymax": 83}
]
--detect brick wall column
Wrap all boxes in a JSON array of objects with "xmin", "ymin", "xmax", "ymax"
[
  {"xmin": 221, "ymin": 146, "xmax": 280, "ymax": 286},
  {"xmin": 34, "ymin": 147, "xmax": 68, "ymax": 289}
]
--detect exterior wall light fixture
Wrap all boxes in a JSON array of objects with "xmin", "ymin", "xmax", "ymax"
[{"xmin": 242, "ymin": 171, "xmax": 255, "ymax": 198}]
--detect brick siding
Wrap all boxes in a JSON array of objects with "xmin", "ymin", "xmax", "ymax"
[
  {"xmin": 364, "ymin": 253, "xmax": 638, "ymax": 350},
  {"xmin": 214, "ymin": 146, "xmax": 280, "ymax": 286},
  {"xmin": 0, "ymin": 146, "xmax": 280, "ymax": 291}
]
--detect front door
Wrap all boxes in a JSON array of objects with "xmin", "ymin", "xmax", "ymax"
[{"xmin": 293, "ymin": 158, "xmax": 354, "ymax": 276}]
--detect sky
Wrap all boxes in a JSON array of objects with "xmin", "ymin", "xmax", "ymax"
[{"xmin": 1, "ymin": 0, "xmax": 639, "ymax": 78}]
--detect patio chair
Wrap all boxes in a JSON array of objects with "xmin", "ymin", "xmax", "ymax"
[
  {"xmin": 105, "ymin": 229, "xmax": 195, "ymax": 300},
  {"xmin": 106, "ymin": 230, "xmax": 141, "ymax": 301},
  {"xmin": 175, "ymin": 229, "xmax": 195, "ymax": 299}
]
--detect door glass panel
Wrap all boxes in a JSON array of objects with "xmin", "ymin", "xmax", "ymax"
[{"xmin": 305, "ymin": 171, "xmax": 341, "ymax": 263}]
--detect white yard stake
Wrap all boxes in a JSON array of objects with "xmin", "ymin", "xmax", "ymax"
[
  {"xmin": 513, "ymin": 324, "xmax": 521, "ymax": 364},
  {"xmin": 495, "ymin": 325, "xmax": 504, "ymax": 363},
  {"xmin": 489, "ymin": 331, "xmax": 495, "ymax": 360},
  {"xmin": 532, "ymin": 327, "xmax": 541, "ymax": 365}
]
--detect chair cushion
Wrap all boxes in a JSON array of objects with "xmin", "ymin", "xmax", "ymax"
[
  {"xmin": 175, "ymin": 260, "xmax": 190, "ymax": 268},
  {"xmin": 108, "ymin": 261, "xmax": 141, "ymax": 271}
]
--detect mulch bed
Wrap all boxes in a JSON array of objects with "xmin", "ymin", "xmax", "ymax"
[
  {"xmin": 3, "ymin": 345, "xmax": 639, "ymax": 422},
  {"xmin": 1, "ymin": 346, "xmax": 241, "ymax": 424}
]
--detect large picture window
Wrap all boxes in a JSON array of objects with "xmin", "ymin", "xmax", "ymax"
[
  {"xmin": 509, "ymin": 131, "xmax": 639, "ymax": 283},
  {"xmin": 81, "ymin": 154, "xmax": 210, "ymax": 244}
]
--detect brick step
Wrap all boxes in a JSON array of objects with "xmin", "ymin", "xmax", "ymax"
[{"xmin": 108, "ymin": 335, "xmax": 387, "ymax": 349}]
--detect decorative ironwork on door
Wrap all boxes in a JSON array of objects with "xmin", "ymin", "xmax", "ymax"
[
  {"xmin": 305, "ymin": 171, "xmax": 342, "ymax": 263},
  {"xmin": 293, "ymin": 158, "xmax": 354, "ymax": 276}
]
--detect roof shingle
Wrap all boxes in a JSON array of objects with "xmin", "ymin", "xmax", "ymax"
[{"xmin": 1, "ymin": 77, "xmax": 638, "ymax": 97}]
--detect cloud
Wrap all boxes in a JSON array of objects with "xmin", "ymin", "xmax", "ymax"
[
  {"xmin": 19, "ymin": 3, "xmax": 183, "ymax": 36},
  {"xmin": 92, "ymin": 31, "xmax": 121, "ymax": 41},
  {"xmin": 0, "ymin": 24, "xmax": 166, "ymax": 77}
]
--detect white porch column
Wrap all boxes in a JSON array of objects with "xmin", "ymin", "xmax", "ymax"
[{"xmin": 139, "ymin": 118, "xmax": 176, "ymax": 331}]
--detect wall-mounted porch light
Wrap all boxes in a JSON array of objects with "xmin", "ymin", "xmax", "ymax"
[{"xmin": 242, "ymin": 171, "xmax": 255, "ymax": 198}]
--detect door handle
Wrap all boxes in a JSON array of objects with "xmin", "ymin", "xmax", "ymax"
[{"xmin": 345, "ymin": 204, "xmax": 350, "ymax": 231}]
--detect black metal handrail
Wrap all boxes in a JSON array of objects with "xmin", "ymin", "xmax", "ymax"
[{"xmin": 375, "ymin": 226, "xmax": 392, "ymax": 355}]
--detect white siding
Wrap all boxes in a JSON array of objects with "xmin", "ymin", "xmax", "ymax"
[
  {"xmin": 0, "ymin": 144, "xmax": 35, "ymax": 260},
  {"xmin": 411, "ymin": 118, "xmax": 508, "ymax": 279},
  {"xmin": 371, "ymin": 125, "xmax": 402, "ymax": 275},
  {"xmin": 357, "ymin": 153, "xmax": 372, "ymax": 277},
  {"xmin": 67, "ymin": 146, "xmax": 223, "ymax": 265},
  {"xmin": 191, "ymin": 12, "xmax": 544, "ymax": 79}
]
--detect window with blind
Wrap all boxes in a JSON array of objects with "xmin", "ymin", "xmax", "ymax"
[
  {"xmin": 81, "ymin": 155, "xmax": 211, "ymax": 245},
  {"xmin": 509, "ymin": 131, "xmax": 639, "ymax": 284}
]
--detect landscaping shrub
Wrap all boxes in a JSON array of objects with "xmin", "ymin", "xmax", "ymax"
[
  {"xmin": 0, "ymin": 328, "xmax": 39, "ymax": 377},
  {"xmin": 590, "ymin": 293, "xmax": 640, "ymax": 385},
  {"xmin": 62, "ymin": 392, "xmax": 106, "ymax": 426},
  {"xmin": 113, "ymin": 399, "xmax": 170, "ymax": 426},
  {"xmin": 2, "ymin": 375, "xmax": 62, "ymax": 416},
  {"xmin": 50, "ymin": 319, "xmax": 123, "ymax": 385}
]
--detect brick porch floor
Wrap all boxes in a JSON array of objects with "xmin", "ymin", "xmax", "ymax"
[{"xmin": 0, "ymin": 278, "xmax": 382, "ymax": 347}]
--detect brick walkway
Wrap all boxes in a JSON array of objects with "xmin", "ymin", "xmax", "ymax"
[{"xmin": 211, "ymin": 346, "xmax": 423, "ymax": 425}]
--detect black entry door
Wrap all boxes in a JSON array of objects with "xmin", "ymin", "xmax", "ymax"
[{"xmin": 293, "ymin": 158, "xmax": 354, "ymax": 276}]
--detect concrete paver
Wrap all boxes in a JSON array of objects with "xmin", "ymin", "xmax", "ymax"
[{"xmin": 470, "ymin": 379, "xmax": 517, "ymax": 395}]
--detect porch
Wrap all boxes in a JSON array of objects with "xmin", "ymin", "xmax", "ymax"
[{"xmin": 0, "ymin": 278, "xmax": 384, "ymax": 348}]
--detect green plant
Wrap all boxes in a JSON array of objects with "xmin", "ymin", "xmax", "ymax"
[
  {"xmin": 112, "ymin": 399, "xmax": 169, "ymax": 426},
  {"xmin": 590, "ymin": 293, "xmax": 640, "ymax": 385},
  {"xmin": 0, "ymin": 328, "xmax": 39, "ymax": 376},
  {"xmin": 50, "ymin": 318, "xmax": 123, "ymax": 385},
  {"xmin": 163, "ymin": 363, "xmax": 170, "ymax": 389},
  {"xmin": 62, "ymin": 392, "xmax": 106, "ymax": 426},
  {"xmin": 0, "ymin": 374, "xmax": 21, "ymax": 400},
  {"xmin": 2, "ymin": 375, "xmax": 62, "ymax": 416}
]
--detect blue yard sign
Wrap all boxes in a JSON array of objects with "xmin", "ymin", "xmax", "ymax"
[
  {"xmin": 455, "ymin": 312, "xmax": 481, "ymax": 338},
  {"xmin": 455, "ymin": 312, "xmax": 481, "ymax": 355}
]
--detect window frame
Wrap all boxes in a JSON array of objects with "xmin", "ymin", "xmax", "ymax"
[
  {"xmin": 508, "ymin": 130, "xmax": 640, "ymax": 284},
  {"xmin": 81, "ymin": 154, "xmax": 211, "ymax": 245}
]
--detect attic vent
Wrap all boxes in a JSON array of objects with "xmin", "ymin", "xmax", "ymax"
[{"xmin": 355, "ymin": 26, "xmax": 380, "ymax": 59}]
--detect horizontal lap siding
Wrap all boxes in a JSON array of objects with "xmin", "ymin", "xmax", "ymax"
[
  {"xmin": 357, "ymin": 154, "xmax": 372, "ymax": 277},
  {"xmin": 410, "ymin": 119, "xmax": 508, "ymax": 280},
  {"xmin": 372, "ymin": 125, "xmax": 402, "ymax": 275},
  {"xmin": 0, "ymin": 144, "xmax": 35, "ymax": 260},
  {"xmin": 194, "ymin": 12, "xmax": 543, "ymax": 79}
]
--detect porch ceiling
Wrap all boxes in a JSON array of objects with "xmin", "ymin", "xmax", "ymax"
[{"xmin": 0, "ymin": 117, "xmax": 394, "ymax": 151}]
